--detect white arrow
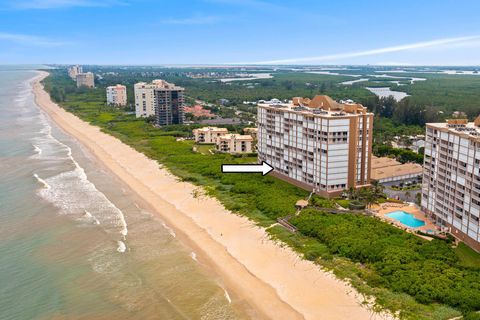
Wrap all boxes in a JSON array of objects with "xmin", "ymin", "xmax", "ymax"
[{"xmin": 221, "ymin": 161, "xmax": 274, "ymax": 176}]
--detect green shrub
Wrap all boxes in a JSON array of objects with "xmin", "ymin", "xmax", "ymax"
[{"xmin": 348, "ymin": 200, "xmax": 366, "ymax": 210}]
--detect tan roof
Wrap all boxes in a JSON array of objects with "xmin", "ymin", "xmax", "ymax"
[
  {"xmin": 475, "ymin": 115, "xmax": 480, "ymax": 127},
  {"xmin": 194, "ymin": 126, "xmax": 228, "ymax": 133},
  {"xmin": 371, "ymin": 155, "xmax": 401, "ymax": 169},
  {"xmin": 371, "ymin": 156, "xmax": 423, "ymax": 181},
  {"xmin": 292, "ymin": 95, "xmax": 367, "ymax": 114}
]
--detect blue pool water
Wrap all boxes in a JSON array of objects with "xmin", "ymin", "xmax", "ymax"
[{"xmin": 386, "ymin": 210, "xmax": 426, "ymax": 228}]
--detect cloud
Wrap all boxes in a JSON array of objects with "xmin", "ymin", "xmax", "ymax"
[
  {"xmin": 9, "ymin": 0, "xmax": 127, "ymax": 9},
  {"xmin": 0, "ymin": 32, "xmax": 72, "ymax": 46},
  {"xmin": 161, "ymin": 15, "xmax": 222, "ymax": 25},
  {"xmin": 243, "ymin": 35, "xmax": 480, "ymax": 65}
]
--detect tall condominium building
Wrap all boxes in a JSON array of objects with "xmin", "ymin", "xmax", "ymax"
[
  {"xmin": 154, "ymin": 81, "xmax": 185, "ymax": 126},
  {"xmin": 76, "ymin": 72, "xmax": 95, "ymax": 88},
  {"xmin": 257, "ymin": 95, "xmax": 373, "ymax": 198},
  {"xmin": 68, "ymin": 65, "xmax": 82, "ymax": 80},
  {"xmin": 421, "ymin": 117, "xmax": 480, "ymax": 251},
  {"xmin": 134, "ymin": 80, "xmax": 182, "ymax": 119},
  {"xmin": 106, "ymin": 84, "xmax": 127, "ymax": 106}
]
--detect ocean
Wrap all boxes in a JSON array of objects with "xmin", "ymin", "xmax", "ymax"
[{"xmin": 0, "ymin": 67, "xmax": 251, "ymax": 320}]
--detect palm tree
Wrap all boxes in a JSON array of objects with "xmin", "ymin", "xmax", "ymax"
[
  {"xmin": 347, "ymin": 187, "xmax": 357, "ymax": 200},
  {"xmin": 371, "ymin": 180, "xmax": 384, "ymax": 198},
  {"xmin": 405, "ymin": 191, "xmax": 411, "ymax": 201}
]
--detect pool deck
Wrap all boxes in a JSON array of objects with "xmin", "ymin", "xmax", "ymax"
[{"xmin": 371, "ymin": 202, "xmax": 438, "ymax": 235}]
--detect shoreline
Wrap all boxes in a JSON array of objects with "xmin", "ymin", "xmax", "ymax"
[{"xmin": 33, "ymin": 71, "xmax": 386, "ymax": 320}]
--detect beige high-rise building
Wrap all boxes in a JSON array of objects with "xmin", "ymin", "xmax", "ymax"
[
  {"xmin": 106, "ymin": 84, "xmax": 127, "ymax": 106},
  {"xmin": 216, "ymin": 134, "xmax": 253, "ymax": 154},
  {"xmin": 76, "ymin": 72, "xmax": 94, "ymax": 88},
  {"xmin": 193, "ymin": 127, "xmax": 228, "ymax": 144},
  {"xmin": 68, "ymin": 65, "xmax": 82, "ymax": 80},
  {"xmin": 422, "ymin": 116, "xmax": 480, "ymax": 252},
  {"xmin": 257, "ymin": 95, "xmax": 373, "ymax": 198}
]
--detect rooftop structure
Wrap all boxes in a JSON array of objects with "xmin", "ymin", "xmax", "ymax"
[
  {"xmin": 216, "ymin": 134, "xmax": 253, "ymax": 154},
  {"xmin": 257, "ymin": 95, "xmax": 373, "ymax": 198},
  {"xmin": 370, "ymin": 156, "xmax": 423, "ymax": 183},
  {"xmin": 106, "ymin": 84, "xmax": 127, "ymax": 107},
  {"xmin": 193, "ymin": 127, "xmax": 228, "ymax": 144},
  {"xmin": 422, "ymin": 116, "xmax": 480, "ymax": 252}
]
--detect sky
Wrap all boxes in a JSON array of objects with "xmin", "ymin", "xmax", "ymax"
[{"xmin": 1, "ymin": 0, "xmax": 480, "ymax": 65}]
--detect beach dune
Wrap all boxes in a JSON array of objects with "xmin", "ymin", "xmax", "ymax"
[{"xmin": 33, "ymin": 71, "xmax": 388, "ymax": 320}]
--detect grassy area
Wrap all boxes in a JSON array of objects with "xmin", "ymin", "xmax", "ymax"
[
  {"xmin": 43, "ymin": 69, "xmax": 480, "ymax": 319},
  {"xmin": 194, "ymin": 143, "xmax": 215, "ymax": 155},
  {"xmin": 456, "ymin": 243, "xmax": 480, "ymax": 268}
]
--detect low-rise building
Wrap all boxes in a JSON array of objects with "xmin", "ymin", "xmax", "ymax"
[
  {"xmin": 193, "ymin": 127, "xmax": 228, "ymax": 144},
  {"xmin": 370, "ymin": 156, "xmax": 423, "ymax": 183},
  {"xmin": 106, "ymin": 84, "xmax": 127, "ymax": 106},
  {"xmin": 76, "ymin": 72, "xmax": 95, "ymax": 88},
  {"xmin": 243, "ymin": 127, "xmax": 258, "ymax": 140},
  {"xmin": 422, "ymin": 117, "xmax": 480, "ymax": 251},
  {"xmin": 216, "ymin": 134, "xmax": 253, "ymax": 154}
]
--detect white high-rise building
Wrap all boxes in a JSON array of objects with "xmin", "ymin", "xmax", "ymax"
[
  {"xmin": 257, "ymin": 95, "xmax": 373, "ymax": 198},
  {"xmin": 134, "ymin": 80, "xmax": 167, "ymax": 118},
  {"xmin": 421, "ymin": 116, "xmax": 480, "ymax": 252},
  {"xmin": 106, "ymin": 84, "xmax": 127, "ymax": 107}
]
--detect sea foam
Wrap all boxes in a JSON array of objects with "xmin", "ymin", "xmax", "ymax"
[
  {"xmin": 33, "ymin": 173, "xmax": 51, "ymax": 189},
  {"xmin": 162, "ymin": 222, "xmax": 176, "ymax": 238},
  {"xmin": 34, "ymin": 112, "xmax": 129, "ymax": 249},
  {"xmin": 117, "ymin": 241, "xmax": 127, "ymax": 253}
]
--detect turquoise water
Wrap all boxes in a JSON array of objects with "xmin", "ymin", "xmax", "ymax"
[
  {"xmin": 386, "ymin": 210, "xmax": 426, "ymax": 228},
  {"xmin": 0, "ymin": 66, "xmax": 252, "ymax": 319}
]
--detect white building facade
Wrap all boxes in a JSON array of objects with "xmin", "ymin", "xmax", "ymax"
[
  {"xmin": 422, "ymin": 117, "xmax": 480, "ymax": 251},
  {"xmin": 216, "ymin": 134, "xmax": 253, "ymax": 154},
  {"xmin": 134, "ymin": 82, "xmax": 157, "ymax": 117},
  {"xmin": 257, "ymin": 95, "xmax": 373, "ymax": 198},
  {"xmin": 193, "ymin": 127, "xmax": 228, "ymax": 144},
  {"xmin": 106, "ymin": 84, "xmax": 127, "ymax": 106}
]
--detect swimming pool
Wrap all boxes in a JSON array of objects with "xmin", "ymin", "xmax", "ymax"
[{"xmin": 385, "ymin": 210, "xmax": 426, "ymax": 228}]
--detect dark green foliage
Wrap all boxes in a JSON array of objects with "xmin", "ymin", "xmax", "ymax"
[
  {"xmin": 290, "ymin": 211, "xmax": 480, "ymax": 314},
  {"xmin": 348, "ymin": 200, "xmax": 366, "ymax": 210},
  {"xmin": 373, "ymin": 144, "xmax": 424, "ymax": 164}
]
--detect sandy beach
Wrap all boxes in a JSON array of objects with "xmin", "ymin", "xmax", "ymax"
[{"xmin": 33, "ymin": 71, "xmax": 388, "ymax": 320}]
